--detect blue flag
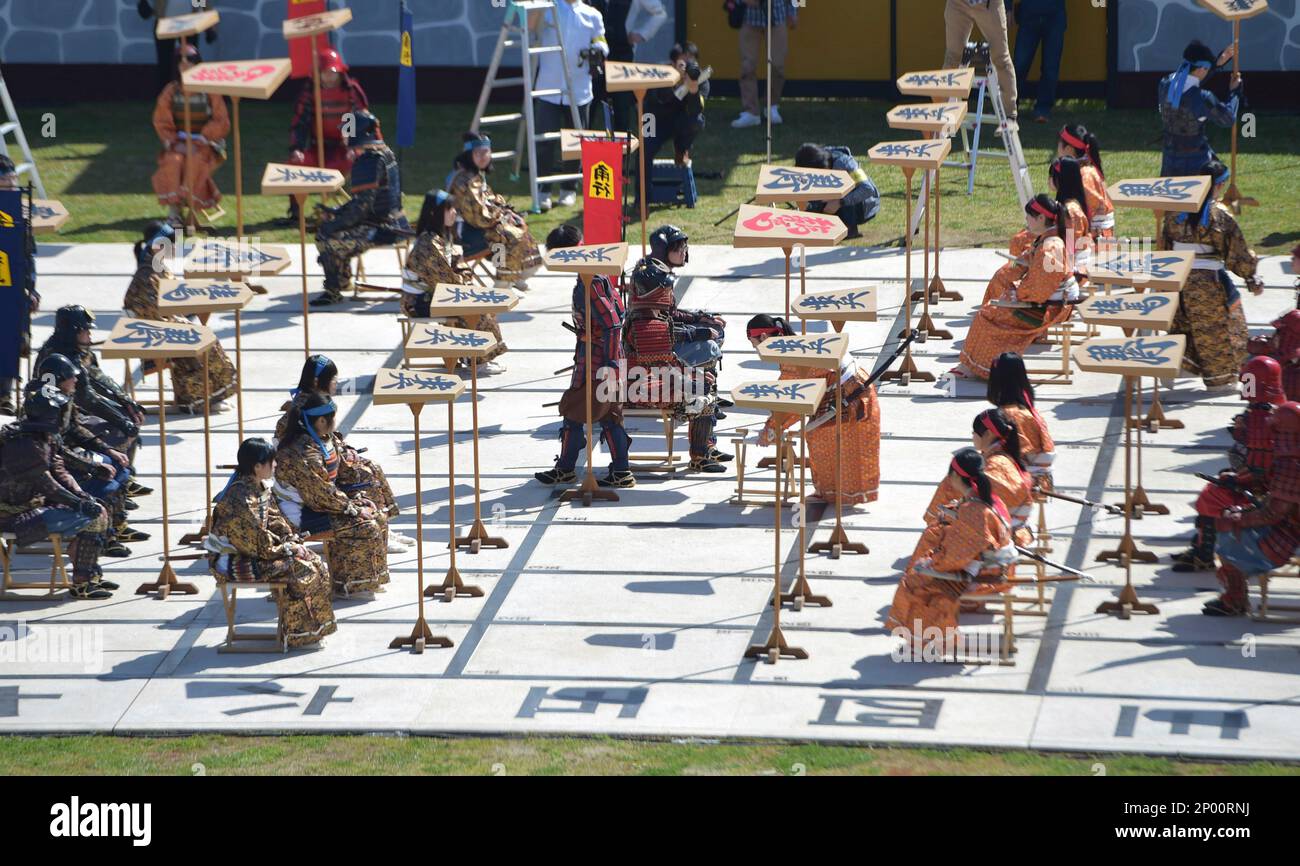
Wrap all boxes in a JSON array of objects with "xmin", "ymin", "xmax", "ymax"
[
  {"xmin": 397, "ymin": 1, "xmax": 416, "ymax": 149},
  {"xmin": 0, "ymin": 189, "xmax": 30, "ymax": 380}
]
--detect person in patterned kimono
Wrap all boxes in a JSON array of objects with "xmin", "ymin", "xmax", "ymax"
[
  {"xmin": 447, "ymin": 133, "xmax": 542, "ymax": 291},
  {"xmin": 955, "ymin": 195, "xmax": 1078, "ymax": 380},
  {"xmin": 1171, "ymin": 356, "xmax": 1284, "ymax": 574},
  {"xmin": 1206, "ymin": 401, "xmax": 1300, "ymax": 617},
  {"xmin": 313, "ymin": 111, "xmax": 412, "ymax": 306},
  {"xmin": 1158, "ymin": 40, "xmax": 1241, "ymax": 177},
  {"xmin": 886, "ymin": 448, "xmax": 1018, "ymax": 656},
  {"xmin": 401, "ymin": 189, "xmax": 507, "ymax": 374},
  {"xmin": 206, "ymin": 438, "xmax": 337, "ymax": 647},
  {"xmin": 750, "ymin": 314, "xmax": 880, "ymax": 505},
  {"xmin": 0, "ymin": 387, "xmax": 113, "ymax": 599},
  {"xmin": 123, "ymin": 221, "xmax": 237, "ymax": 413},
  {"xmin": 1056, "ymin": 123, "xmax": 1113, "ymax": 240},
  {"xmin": 151, "ymin": 42, "xmax": 229, "ymax": 229},
  {"xmin": 274, "ymin": 354, "xmax": 411, "ymax": 553},
  {"xmin": 987, "ymin": 353, "xmax": 1055, "ymax": 491},
  {"xmin": 1158, "ymin": 158, "xmax": 1261, "ymax": 391}
]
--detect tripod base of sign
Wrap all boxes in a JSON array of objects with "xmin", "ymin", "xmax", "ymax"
[
  {"xmin": 1128, "ymin": 484, "xmax": 1169, "ymax": 518},
  {"xmin": 928, "ymin": 274, "xmax": 962, "ymax": 302},
  {"xmin": 454, "ymin": 519, "xmax": 509, "ymax": 554},
  {"xmin": 779, "ymin": 574, "xmax": 832, "ymax": 611},
  {"xmin": 388, "ymin": 617, "xmax": 455, "ymax": 654},
  {"xmin": 1221, "ymin": 184, "xmax": 1258, "ymax": 217},
  {"xmin": 425, "ymin": 565, "xmax": 484, "ymax": 602},
  {"xmin": 808, "ymin": 521, "xmax": 867, "ymax": 559},
  {"xmin": 744, "ymin": 624, "xmax": 808, "ymax": 664},
  {"xmin": 879, "ymin": 348, "xmax": 934, "ymax": 385},
  {"xmin": 915, "ymin": 312, "xmax": 952, "ymax": 342},
  {"xmin": 136, "ymin": 561, "xmax": 199, "ymax": 599},
  {"xmin": 559, "ymin": 474, "xmax": 619, "ymax": 506},
  {"xmin": 1095, "ymin": 534, "xmax": 1157, "ymax": 565},
  {"xmin": 179, "ymin": 517, "xmax": 209, "ymax": 546},
  {"xmin": 1096, "ymin": 582, "xmax": 1159, "ymax": 619},
  {"xmin": 1144, "ymin": 382, "xmax": 1183, "ymax": 430}
]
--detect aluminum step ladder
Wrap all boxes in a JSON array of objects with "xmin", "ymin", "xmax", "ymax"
[
  {"xmin": 943, "ymin": 44, "xmax": 1033, "ymax": 212},
  {"xmin": 0, "ymin": 67, "xmax": 46, "ymax": 199},
  {"xmin": 471, "ymin": 0, "xmax": 584, "ymax": 213}
]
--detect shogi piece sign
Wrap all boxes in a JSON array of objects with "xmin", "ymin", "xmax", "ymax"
[
  {"xmin": 1072, "ymin": 335, "xmax": 1187, "ymax": 379},
  {"xmin": 282, "ymin": 8, "xmax": 353, "ymax": 39},
  {"xmin": 1078, "ymin": 294, "xmax": 1178, "ymax": 331},
  {"xmin": 156, "ymin": 11, "xmax": 219, "ymax": 39},
  {"xmin": 754, "ymin": 165, "xmax": 854, "ymax": 205},
  {"xmin": 29, "ymin": 199, "xmax": 69, "ymax": 234},
  {"xmin": 1107, "ymin": 177, "xmax": 1210, "ymax": 213},
  {"xmin": 183, "ymin": 58, "xmax": 293, "ymax": 100},
  {"xmin": 1092, "ymin": 247, "xmax": 1194, "ymax": 292},
  {"xmin": 793, "ymin": 286, "xmax": 878, "ymax": 323},
  {"xmin": 261, "ymin": 163, "xmax": 345, "ymax": 197},
  {"xmin": 184, "ymin": 239, "xmax": 292, "ymax": 280},
  {"xmin": 867, "ymin": 139, "xmax": 952, "ymax": 170},
  {"xmin": 896, "ymin": 68, "xmax": 975, "ymax": 99},
  {"xmin": 425, "ymin": 283, "xmax": 519, "ymax": 318},
  {"xmin": 561, "ymin": 129, "xmax": 638, "ymax": 161},
  {"xmin": 604, "ymin": 62, "xmax": 681, "ymax": 93},
  {"xmin": 543, "ymin": 242, "xmax": 629, "ymax": 276},
  {"xmin": 404, "ymin": 323, "xmax": 500, "ymax": 362},
  {"xmin": 157, "ymin": 279, "xmax": 254, "ymax": 316},
  {"xmin": 1197, "ymin": 0, "xmax": 1269, "ymax": 20},
  {"xmin": 100, "ymin": 318, "xmax": 215, "ymax": 361},
  {"xmin": 732, "ymin": 204, "xmax": 847, "ymax": 248},
  {"xmin": 731, "ymin": 378, "xmax": 828, "ymax": 416},
  {"xmin": 756, "ymin": 333, "xmax": 849, "ymax": 371},
  {"xmin": 886, "ymin": 102, "xmax": 969, "ymax": 135},
  {"xmin": 372, "ymin": 368, "xmax": 465, "ymax": 406}
]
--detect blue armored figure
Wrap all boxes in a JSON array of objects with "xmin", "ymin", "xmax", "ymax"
[{"xmin": 1157, "ymin": 39, "xmax": 1242, "ymax": 177}]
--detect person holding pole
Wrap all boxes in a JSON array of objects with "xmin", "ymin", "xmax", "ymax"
[
  {"xmin": 1158, "ymin": 40, "xmax": 1241, "ymax": 177},
  {"xmin": 150, "ymin": 42, "xmax": 229, "ymax": 230},
  {"xmin": 732, "ymin": 0, "xmax": 797, "ymax": 129}
]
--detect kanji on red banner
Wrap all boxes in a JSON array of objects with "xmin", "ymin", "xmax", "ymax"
[{"xmin": 581, "ymin": 138, "xmax": 625, "ymax": 245}]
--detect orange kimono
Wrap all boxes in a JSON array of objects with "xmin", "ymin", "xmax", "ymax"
[
  {"xmin": 151, "ymin": 82, "xmax": 230, "ymax": 209},
  {"xmin": 960, "ymin": 234, "xmax": 1075, "ymax": 379},
  {"xmin": 1001, "ymin": 403, "xmax": 1055, "ymax": 491},
  {"xmin": 762, "ymin": 363, "xmax": 881, "ymax": 504},
  {"xmin": 923, "ymin": 450, "xmax": 1033, "ymax": 541},
  {"xmin": 1080, "ymin": 162, "xmax": 1114, "ymax": 240},
  {"xmin": 1061, "ymin": 198, "xmax": 1093, "ymax": 283},
  {"xmin": 981, "ymin": 229, "xmax": 1036, "ymax": 305},
  {"xmin": 886, "ymin": 496, "xmax": 1015, "ymax": 642}
]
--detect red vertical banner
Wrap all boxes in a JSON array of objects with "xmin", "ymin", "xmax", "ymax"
[
  {"xmin": 288, "ymin": 0, "xmax": 329, "ymax": 78},
  {"xmin": 581, "ymin": 138, "xmax": 625, "ymax": 245}
]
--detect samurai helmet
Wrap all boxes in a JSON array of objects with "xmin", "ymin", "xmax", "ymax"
[
  {"xmin": 319, "ymin": 47, "xmax": 349, "ymax": 74},
  {"xmin": 1242, "ymin": 355, "xmax": 1284, "ymax": 404},
  {"xmin": 630, "ymin": 256, "xmax": 676, "ymax": 310},
  {"xmin": 54, "ymin": 305, "xmax": 95, "ymax": 338},
  {"xmin": 1270, "ymin": 401, "xmax": 1300, "ymax": 458},
  {"xmin": 346, "ymin": 110, "xmax": 383, "ymax": 147},
  {"xmin": 1272, "ymin": 310, "xmax": 1300, "ymax": 361},
  {"xmin": 649, "ymin": 224, "xmax": 689, "ymax": 264},
  {"xmin": 35, "ymin": 353, "xmax": 80, "ymax": 389},
  {"xmin": 18, "ymin": 385, "xmax": 69, "ymax": 434}
]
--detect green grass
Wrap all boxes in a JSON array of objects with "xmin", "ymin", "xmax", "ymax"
[
  {"xmin": 0, "ymin": 734, "xmax": 1296, "ymax": 775},
  {"xmin": 26, "ymin": 97, "xmax": 1300, "ymax": 252}
]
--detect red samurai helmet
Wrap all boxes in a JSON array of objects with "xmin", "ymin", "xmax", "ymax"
[
  {"xmin": 319, "ymin": 47, "xmax": 348, "ymax": 74},
  {"xmin": 1269, "ymin": 401, "xmax": 1300, "ymax": 458},
  {"xmin": 1272, "ymin": 310, "xmax": 1300, "ymax": 361},
  {"xmin": 1242, "ymin": 355, "xmax": 1285, "ymax": 404}
]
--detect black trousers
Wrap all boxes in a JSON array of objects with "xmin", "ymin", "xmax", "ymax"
[{"xmin": 533, "ymin": 99, "xmax": 591, "ymax": 194}]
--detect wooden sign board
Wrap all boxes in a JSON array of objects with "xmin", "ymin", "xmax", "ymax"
[
  {"xmin": 754, "ymin": 165, "xmax": 854, "ymax": 204},
  {"xmin": 156, "ymin": 11, "xmax": 219, "ymax": 40},
  {"xmin": 101, "ymin": 318, "xmax": 215, "ymax": 361},
  {"xmin": 867, "ymin": 139, "xmax": 952, "ymax": 171},
  {"xmin": 604, "ymin": 62, "xmax": 681, "ymax": 93},
  {"xmin": 757, "ymin": 333, "xmax": 848, "ymax": 371},
  {"xmin": 372, "ymin": 368, "xmax": 465, "ymax": 406},
  {"xmin": 1197, "ymin": 0, "xmax": 1269, "ymax": 21},
  {"xmin": 183, "ymin": 240, "xmax": 292, "ymax": 279},
  {"xmin": 731, "ymin": 378, "xmax": 828, "ymax": 416},
  {"xmin": 732, "ymin": 204, "xmax": 847, "ymax": 249},
  {"xmin": 29, "ymin": 199, "xmax": 69, "ymax": 234},
  {"xmin": 1071, "ymin": 335, "xmax": 1187, "ymax": 379},
  {"xmin": 282, "ymin": 8, "xmax": 353, "ymax": 40},
  {"xmin": 1107, "ymin": 177, "xmax": 1210, "ymax": 213},
  {"xmin": 886, "ymin": 102, "xmax": 968, "ymax": 134},
  {"xmin": 543, "ymin": 242, "xmax": 628, "ymax": 276},
  {"xmin": 183, "ymin": 58, "xmax": 293, "ymax": 100},
  {"xmin": 404, "ymin": 323, "xmax": 500, "ymax": 361},
  {"xmin": 1092, "ymin": 247, "xmax": 1194, "ymax": 291},
  {"xmin": 423, "ymin": 283, "xmax": 520, "ymax": 318},
  {"xmin": 157, "ymin": 279, "xmax": 254, "ymax": 316},
  {"xmin": 896, "ymin": 68, "xmax": 975, "ymax": 99},
  {"xmin": 560, "ymin": 129, "xmax": 638, "ymax": 161},
  {"xmin": 793, "ymin": 286, "xmax": 878, "ymax": 322},
  {"xmin": 1078, "ymin": 293, "xmax": 1179, "ymax": 331},
  {"xmin": 261, "ymin": 163, "xmax": 346, "ymax": 196}
]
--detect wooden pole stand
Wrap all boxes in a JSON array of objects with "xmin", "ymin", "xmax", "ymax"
[
  {"xmin": 424, "ymin": 401, "xmax": 483, "ymax": 602},
  {"xmin": 1144, "ymin": 376, "xmax": 1183, "ymax": 430},
  {"xmin": 928, "ymin": 167, "xmax": 961, "ymax": 301},
  {"xmin": 559, "ymin": 275, "xmax": 619, "ymax": 505},
  {"xmin": 880, "ymin": 168, "xmax": 934, "ymax": 384},
  {"xmin": 1096, "ymin": 579, "xmax": 1159, "ymax": 619},
  {"xmin": 137, "ymin": 364, "xmax": 198, "ymax": 598},
  {"xmin": 296, "ymin": 192, "xmax": 311, "ymax": 357},
  {"xmin": 914, "ymin": 164, "xmax": 951, "ymax": 341},
  {"xmin": 1095, "ymin": 378, "xmax": 1158, "ymax": 564},
  {"xmin": 808, "ymin": 363, "xmax": 866, "ymax": 560},
  {"xmin": 744, "ymin": 431, "xmax": 807, "ymax": 663},
  {"xmin": 1128, "ymin": 379, "xmax": 1169, "ymax": 517},
  {"xmin": 1221, "ymin": 20, "xmax": 1259, "ymax": 216},
  {"xmin": 454, "ymin": 356, "xmax": 508, "ymax": 552},
  {"xmin": 179, "ymin": 350, "xmax": 213, "ymax": 546}
]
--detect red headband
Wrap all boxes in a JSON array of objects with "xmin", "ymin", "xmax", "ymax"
[
  {"xmin": 980, "ymin": 413, "xmax": 1003, "ymax": 440},
  {"xmin": 1059, "ymin": 129, "xmax": 1088, "ymax": 151},
  {"xmin": 1030, "ymin": 199, "xmax": 1056, "ymax": 219},
  {"xmin": 950, "ymin": 458, "xmax": 972, "ymax": 480},
  {"xmin": 748, "ymin": 326, "xmax": 784, "ymax": 340}
]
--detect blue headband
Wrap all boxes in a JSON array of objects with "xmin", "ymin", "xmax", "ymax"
[
  {"xmin": 463, "ymin": 137, "xmax": 491, "ymax": 152},
  {"xmin": 1176, "ymin": 169, "xmax": 1230, "ymax": 228},
  {"xmin": 434, "ymin": 190, "xmax": 450, "ymax": 206},
  {"xmin": 302, "ymin": 400, "xmax": 337, "ymax": 460},
  {"xmin": 1166, "ymin": 60, "xmax": 1213, "ymax": 107}
]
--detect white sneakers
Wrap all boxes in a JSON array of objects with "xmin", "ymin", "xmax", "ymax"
[
  {"xmin": 767, "ymin": 106, "xmax": 783, "ymax": 125},
  {"xmin": 479, "ymin": 361, "xmax": 507, "ymax": 376},
  {"xmin": 559, "ymin": 191, "xmax": 577, "ymax": 207},
  {"xmin": 387, "ymin": 531, "xmax": 416, "ymax": 553},
  {"xmin": 732, "ymin": 107, "xmax": 782, "ymax": 127},
  {"xmin": 538, "ymin": 194, "xmax": 553, "ymax": 212}
]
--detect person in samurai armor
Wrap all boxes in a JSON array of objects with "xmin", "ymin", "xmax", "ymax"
[
  {"xmin": 206, "ymin": 437, "xmax": 337, "ymax": 647},
  {"xmin": 1206, "ymin": 401, "xmax": 1300, "ymax": 617},
  {"xmin": 151, "ymin": 41, "xmax": 230, "ymax": 229},
  {"xmin": 1172, "ymin": 355, "xmax": 1285, "ymax": 573},
  {"xmin": 313, "ymin": 110, "xmax": 412, "ymax": 306},
  {"xmin": 36, "ymin": 306, "xmax": 148, "ymax": 482},
  {"xmin": 534, "ymin": 225, "xmax": 633, "ymax": 489},
  {"xmin": 0, "ymin": 155, "xmax": 38, "ymax": 416},
  {"xmin": 124, "ymin": 221, "xmax": 238, "ymax": 413},
  {"xmin": 0, "ymin": 386, "xmax": 114, "ymax": 599},
  {"xmin": 1158, "ymin": 40, "xmax": 1242, "ymax": 177},
  {"xmin": 1247, "ymin": 310, "xmax": 1300, "ymax": 404}
]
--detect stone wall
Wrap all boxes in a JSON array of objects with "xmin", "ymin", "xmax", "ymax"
[
  {"xmin": 1118, "ymin": 0, "xmax": 1298, "ymax": 72},
  {"xmin": 0, "ymin": 0, "xmax": 677, "ymax": 68}
]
